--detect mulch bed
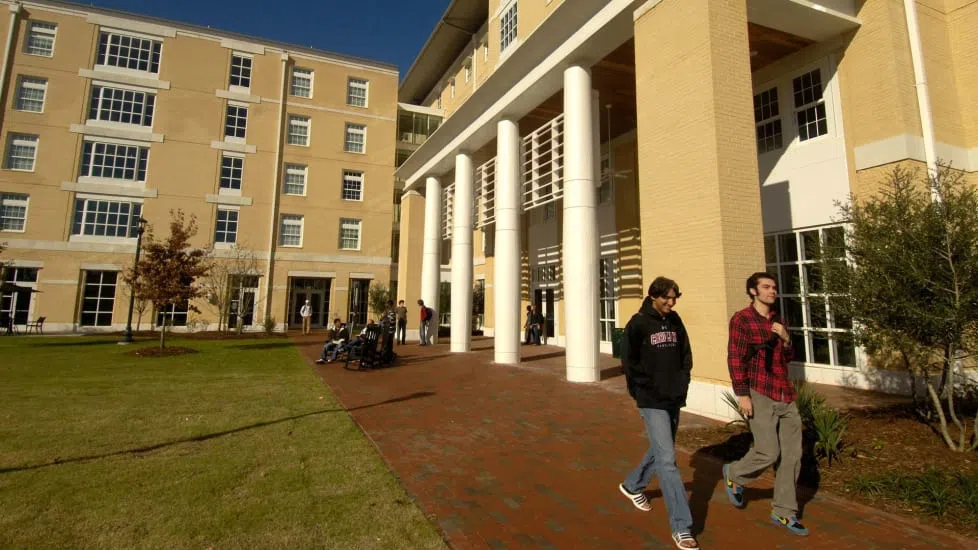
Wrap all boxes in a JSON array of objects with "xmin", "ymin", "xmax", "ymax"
[
  {"xmin": 676, "ymin": 405, "xmax": 978, "ymax": 537},
  {"xmin": 128, "ymin": 346, "xmax": 199, "ymax": 358}
]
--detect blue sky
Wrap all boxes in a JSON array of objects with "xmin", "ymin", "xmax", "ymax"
[{"xmin": 87, "ymin": 0, "xmax": 446, "ymax": 78}]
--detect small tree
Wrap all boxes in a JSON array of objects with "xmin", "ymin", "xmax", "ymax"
[
  {"xmin": 822, "ymin": 164, "xmax": 978, "ymax": 452},
  {"xmin": 120, "ymin": 276, "xmax": 151, "ymax": 331},
  {"xmin": 201, "ymin": 244, "xmax": 260, "ymax": 333},
  {"xmin": 126, "ymin": 211, "xmax": 210, "ymax": 349},
  {"xmin": 368, "ymin": 283, "xmax": 395, "ymax": 320},
  {"xmin": 0, "ymin": 242, "xmax": 7, "ymax": 282}
]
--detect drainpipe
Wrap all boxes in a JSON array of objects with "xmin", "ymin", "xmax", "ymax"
[
  {"xmin": 903, "ymin": 0, "xmax": 940, "ymax": 198},
  {"xmin": 263, "ymin": 52, "xmax": 289, "ymax": 329},
  {"xmin": 0, "ymin": 3, "xmax": 22, "ymax": 133}
]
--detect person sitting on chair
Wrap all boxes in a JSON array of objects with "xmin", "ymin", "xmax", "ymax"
[
  {"xmin": 333, "ymin": 320, "xmax": 374, "ymax": 362},
  {"xmin": 316, "ymin": 319, "xmax": 347, "ymax": 364}
]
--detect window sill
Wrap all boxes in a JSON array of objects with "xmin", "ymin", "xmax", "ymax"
[
  {"xmin": 13, "ymin": 108, "xmax": 43, "ymax": 114},
  {"xmin": 80, "ymin": 68, "xmax": 171, "ymax": 90},
  {"xmin": 282, "ymin": 192, "xmax": 307, "ymax": 198},
  {"xmin": 346, "ymin": 103, "xmax": 368, "ymax": 109},
  {"xmin": 210, "ymin": 140, "xmax": 257, "ymax": 154},
  {"xmin": 216, "ymin": 89, "xmax": 261, "ymax": 104},
  {"xmin": 218, "ymin": 187, "xmax": 242, "ymax": 197},
  {"xmin": 62, "ymin": 181, "xmax": 158, "ymax": 198},
  {"xmin": 69, "ymin": 234, "xmax": 138, "ymax": 245},
  {"xmin": 71, "ymin": 123, "xmax": 163, "ymax": 143},
  {"xmin": 341, "ymin": 198, "xmax": 364, "ymax": 203},
  {"xmin": 344, "ymin": 150, "xmax": 366, "ymax": 155},
  {"xmin": 279, "ymin": 244, "xmax": 303, "ymax": 249},
  {"xmin": 0, "ymin": 228, "xmax": 26, "ymax": 233},
  {"xmin": 214, "ymin": 241, "xmax": 237, "ymax": 249},
  {"xmin": 3, "ymin": 167, "xmax": 35, "ymax": 173},
  {"xmin": 205, "ymin": 194, "xmax": 253, "ymax": 206},
  {"xmin": 25, "ymin": 52, "xmax": 54, "ymax": 58}
]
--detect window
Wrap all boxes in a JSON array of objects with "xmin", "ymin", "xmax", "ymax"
[
  {"xmin": 224, "ymin": 104, "xmax": 248, "ymax": 139},
  {"xmin": 156, "ymin": 302, "xmax": 188, "ymax": 327},
  {"xmin": 25, "ymin": 22, "xmax": 56, "ymax": 56},
  {"xmin": 80, "ymin": 270, "xmax": 117, "ymax": 327},
  {"xmin": 80, "ymin": 141, "xmax": 149, "ymax": 182},
  {"xmin": 347, "ymin": 78, "xmax": 368, "ymax": 107},
  {"xmin": 348, "ymin": 278, "xmax": 370, "ymax": 327},
  {"xmin": 229, "ymin": 54, "xmax": 252, "ymax": 89},
  {"xmin": 754, "ymin": 86, "xmax": 783, "ymax": 154},
  {"xmin": 228, "ymin": 275, "xmax": 259, "ymax": 328},
  {"xmin": 214, "ymin": 208, "xmax": 238, "ymax": 244},
  {"xmin": 450, "ymin": 78, "xmax": 456, "ymax": 98},
  {"xmin": 284, "ymin": 164, "xmax": 307, "ymax": 195},
  {"xmin": 1, "ymin": 193, "xmax": 29, "ymax": 231},
  {"xmin": 500, "ymin": 2, "xmax": 518, "ymax": 52},
  {"xmin": 220, "ymin": 154, "xmax": 243, "ymax": 190},
  {"xmin": 15, "ymin": 76, "xmax": 47, "ymax": 112},
  {"xmin": 764, "ymin": 225, "xmax": 854, "ymax": 367},
  {"xmin": 464, "ymin": 62, "xmax": 471, "ymax": 83},
  {"xmin": 483, "ymin": 40, "xmax": 489, "ymax": 62},
  {"xmin": 483, "ymin": 226, "xmax": 495, "ymax": 256},
  {"xmin": 342, "ymin": 170, "xmax": 363, "ymax": 201},
  {"xmin": 5, "ymin": 134, "xmax": 38, "ymax": 171},
  {"xmin": 72, "ymin": 198, "xmax": 143, "ymax": 238},
  {"xmin": 599, "ymin": 257, "xmax": 618, "ymax": 342},
  {"xmin": 339, "ymin": 218, "xmax": 361, "ymax": 250},
  {"xmin": 544, "ymin": 202, "xmax": 556, "ymax": 220},
  {"xmin": 344, "ymin": 123, "xmax": 366, "ymax": 153},
  {"xmin": 279, "ymin": 214, "xmax": 303, "ymax": 247},
  {"xmin": 88, "ymin": 85, "xmax": 156, "ymax": 127},
  {"xmin": 792, "ymin": 69, "xmax": 827, "ymax": 142},
  {"xmin": 1, "ymin": 267, "xmax": 38, "ymax": 325},
  {"xmin": 291, "ymin": 67, "xmax": 313, "ymax": 98},
  {"xmin": 287, "ymin": 114, "xmax": 310, "ymax": 146},
  {"xmin": 97, "ymin": 31, "xmax": 162, "ymax": 74}
]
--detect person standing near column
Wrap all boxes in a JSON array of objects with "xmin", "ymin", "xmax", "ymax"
[
  {"xmin": 417, "ymin": 299, "xmax": 432, "ymax": 346},
  {"xmin": 618, "ymin": 277, "xmax": 698, "ymax": 550},
  {"xmin": 300, "ymin": 300, "xmax": 312, "ymax": 335},
  {"xmin": 395, "ymin": 300, "xmax": 408, "ymax": 345},
  {"xmin": 723, "ymin": 272, "xmax": 808, "ymax": 537}
]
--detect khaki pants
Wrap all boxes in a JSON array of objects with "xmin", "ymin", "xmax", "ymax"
[
  {"xmin": 302, "ymin": 317, "xmax": 311, "ymax": 335},
  {"xmin": 728, "ymin": 390, "xmax": 803, "ymax": 518}
]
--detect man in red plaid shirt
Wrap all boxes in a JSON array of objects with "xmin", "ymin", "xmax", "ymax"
[{"xmin": 722, "ymin": 272, "xmax": 808, "ymax": 537}]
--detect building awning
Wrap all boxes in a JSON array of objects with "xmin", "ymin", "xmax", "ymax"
[{"xmin": 399, "ymin": 0, "xmax": 488, "ymax": 105}]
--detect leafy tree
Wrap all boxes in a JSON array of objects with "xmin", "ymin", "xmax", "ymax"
[
  {"xmin": 126, "ymin": 211, "xmax": 210, "ymax": 349},
  {"xmin": 201, "ymin": 244, "xmax": 260, "ymax": 333},
  {"xmin": 120, "ymin": 275, "xmax": 151, "ymax": 331},
  {"xmin": 368, "ymin": 283, "xmax": 395, "ymax": 320},
  {"xmin": 821, "ymin": 164, "xmax": 978, "ymax": 451}
]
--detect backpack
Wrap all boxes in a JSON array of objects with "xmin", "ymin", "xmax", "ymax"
[{"xmin": 425, "ymin": 307, "xmax": 435, "ymax": 320}]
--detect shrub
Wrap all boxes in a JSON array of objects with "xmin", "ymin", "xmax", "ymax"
[
  {"xmin": 849, "ymin": 469, "xmax": 978, "ymax": 520},
  {"xmin": 721, "ymin": 390, "xmax": 749, "ymax": 429},
  {"xmin": 795, "ymin": 381, "xmax": 826, "ymax": 428},
  {"xmin": 811, "ymin": 404, "xmax": 848, "ymax": 466},
  {"xmin": 263, "ymin": 316, "xmax": 277, "ymax": 335}
]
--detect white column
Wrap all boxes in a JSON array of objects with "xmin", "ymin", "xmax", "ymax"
[
  {"xmin": 494, "ymin": 119, "xmax": 522, "ymax": 365},
  {"xmin": 421, "ymin": 176, "xmax": 442, "ymax": 343},
  {"xmin": 562, "ymin": 65, "xmax": 600, "ymax": 382},
  {"xmin": 451, "ymin": 153, "xmax": 474, "ymax": 352}
]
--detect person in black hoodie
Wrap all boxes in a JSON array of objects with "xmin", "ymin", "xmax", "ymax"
[{"xmin": 618, "ymin": 276, "xmax": 698, "ymax": 550}]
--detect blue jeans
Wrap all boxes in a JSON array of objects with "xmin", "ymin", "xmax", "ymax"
[{"xmin": 623, "ymin": 407, "xmax": 693, "ymax": 535}]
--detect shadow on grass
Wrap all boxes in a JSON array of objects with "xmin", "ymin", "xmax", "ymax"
[
  {"xmin": 0, "ymin": 391, "xmax": 435, "ymax": 475},
  {"xmin": 32, "ymin": 340, "xmax": 120, "ymax": 348},
  {"xmin": 230, "ymin": 342, "xmax": 297, "ymax": 351}
]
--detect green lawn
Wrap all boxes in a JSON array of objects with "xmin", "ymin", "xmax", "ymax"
[{"xmin": 0, "ymin": 336, "xmax": 446, "ymax": 550}]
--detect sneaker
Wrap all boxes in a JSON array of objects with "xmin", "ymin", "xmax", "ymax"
[
  {"xmin": 770, "ymin": 512, "xmax": 809, "ymax": 536},
  {"xmin": 723, "ymin": 464, "xmax": 745, "ymax": 508},
  {"xmin": 672, "ymin": 531, "xmax": 699, "ymax": 549},
  {"xmin": 315, "ymin": 359, "xmax": 325, "ymax": 364},
  {"xmin": 618, "ymin": 483, "xmax": 651, "ymax": 512}
]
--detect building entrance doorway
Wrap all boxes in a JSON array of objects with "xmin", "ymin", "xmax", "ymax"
[
  {"xmin": 289, "ymin": 278, "xmax": 331, "ymax": 329},
  {"xmin": 534, "ymin": 288, "xmax": 555, "ymax": 343}
]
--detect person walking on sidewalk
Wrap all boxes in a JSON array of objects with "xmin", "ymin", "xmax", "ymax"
[
  {"xmin": 723, "ymin": 271, "xmax": 808, "ymax": 536},
  {"xmin": 299, "ymin": 300, "xmax": 313, "ymax": 335},
  {"xmin": 619, "ymin": 277, "xmax": 699, "ymax": 550},
  {"xmin": 395, "ymin": 300, "xmax": 408, "ymax": 345}
]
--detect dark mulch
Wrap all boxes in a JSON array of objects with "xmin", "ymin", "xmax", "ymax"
[
  {"xmin": 676, "ymin": 404, "xmax": 978, "ymax": 537},
  {"xmin": 95, "ymin": 331, "xmax": 287, "ymax": 341},
  {"xmin": 128, "ymin": 346, "xmax": 199, "ymax": 358}
]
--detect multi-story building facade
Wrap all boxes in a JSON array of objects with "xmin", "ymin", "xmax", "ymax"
[
  {"xmin": 395, "ymin": 0, "xmax": 978, "ymax": 419},
  {"xmin": 0, "ymin": 0, "xmax": 398, "ymax": 333}
]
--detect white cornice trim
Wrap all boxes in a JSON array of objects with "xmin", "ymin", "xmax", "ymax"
[
  {"xmin": 261, "ymin": 98, "xmax": 396, "ymax": 122},
  {"xmin": 71, "ymin": 123, "xmax": 163, "ymax": 143},
  {"xmin": 274, "ymin": 251, "xmax": 392, "ymax": 265},
  {"xmin": 216, "ymin": 89, "xmax": 262, "ymax": 104},
  {"xmin": 205, "ymin": 194, "xmax": 254, "ymax": 206},
  {"xmin": 62, "ymin": 181, "xmax": 158, "ymax": 198},
  {"xmin": 348, "ymin": 272, "xmax": 376, "ymax": 279},
  {"xmin": 8, "ymin": 259, "xmax": 44, "ymax": 267},
  {"xmin": 854, "ymin": 134, "xmax": 977, "ymax": 172},
  {"xmin": 79, "ymin": 68, "xmax": 171, "ymax": 90},
  {"xmin": 220, "ymin": 38, "xmax": 265, "ymax": 55},
  {"xmin": 210, "ymin": 140, "xmax": 258, "ymax": 154},
  {"xmin": 80, "ymin": 262, "xmax": 124, "ymax": 271},
  {"xmin": 288, "ymin": 270, "xmax": 337, "ymax": 278},
  {"xmin": 86, "ymin": 13, "xmax": 177, "ymax": 37}
]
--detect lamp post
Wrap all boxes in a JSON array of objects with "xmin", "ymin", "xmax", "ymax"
[{"xmin": 120, "ymin": 217, "xmax": 148, "ymax": 344}]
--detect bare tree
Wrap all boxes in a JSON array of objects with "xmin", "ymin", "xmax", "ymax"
[{"xmin": 202, "ymin": 244, "xmax": 261, "ymax": 333}]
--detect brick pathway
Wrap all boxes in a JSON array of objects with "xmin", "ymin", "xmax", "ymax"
[{"xmin": 295, "ymin": 335, "xmax": 970, "ymax": 549}]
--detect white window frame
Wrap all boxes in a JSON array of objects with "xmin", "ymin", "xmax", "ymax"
[
  {"xmin": 500, "ymin": 1, "xmax": 518, "ymax": 53},
  {"xmin": 483, "ymin": 40, "xmax": 489, "ymax": 62},
  {"xmin": 0, "ymin": 192, "xmax": 29, "ymax": 232},
  {"xmin": 339, "ymin": 218, "xmax": 362, "ymax": 250},
  {"xmin": 283, "ymin": 164, "xmax": 307, "ymax": 196},
  {"xmin": 214, "ymin": 207, "xmax": 239, "ymax": 245},
  {"xmin": 279, "ymin": 214, "xmax": 303, "ymax": 247},
  {"xmin": 344, "ymin": 123, "xmax": 366, "ymax": 154},
  {"xmin": 79, "ymin": 138, "xmax": 150, "ymax": 184},
  {"xmin": 792, "ymin": 68, "xmax": 828, "ymax": 143},
  {"xmin": 88, "ymin": 83, "xmax": 157, "ymax": 128},
  {"xmin": 464, "ymin": 62, "xmax": 471, "ymax": 83},
  {"xmin": 228, "ymin": 52, "xmax": 253, "ymax": 92},
  {"xmin": 754, "ymin": 86, "xmax": 784, "ymax": 154},
  {"xmin": 598, "ymin": 256, "xmax": 618, "ymax": 343},
  {"xmin": 450, "ymin": 78, "xmax": 456, "ymax": 98},
  {"xmin": 25, "ymin": 21, "xmax": 57, "ymax": 57},
  {"xmin": 71, "ymin": 195, "xmax": 144, "ymax": 240},
  {"xmin": 219, "ymin": 153, "xmax": 244, "ymax": 192},
  {"xmin": 80, "ymin": 270, "xmax": 118, "ymax": 327},
  {"xmin": 15, "ymin": 76, "xmax": 47, "ymax": 113},
  {"xmin": 224, "ymin": 102, "xmax": 248, "ymax": 142},
  {"xmin": 291, "ymin": 67, "xmax": 313, "ymax": 98},
  {"xmin": 287, "ymin": 114, "xmax": 311, "ymax": 147},
  {"xmin": 347, "ymin": 78, "xmax": 368, "ymax": 108},
  {"xmin": 341, "ymin": 170, "xmax": 363, "ymax": 201},
  {"xmin": 4, "ymin": 134, "xmax": 38, "ymax": 172},
  {"xmin": 96, "ymin": 29, "xmax": 163, "ymax": 76}
]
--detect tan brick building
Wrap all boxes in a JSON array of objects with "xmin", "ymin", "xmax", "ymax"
[
  {"xmin": 395, "ymin": 0, "xmax": 978, "ymax": 419},
  {"xmin": 0, "ymin": 0, "xmax": 399, "ymax": 333}
]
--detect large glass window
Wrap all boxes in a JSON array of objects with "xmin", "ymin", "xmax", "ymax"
[
  {"xmin": 156, "ymin": 302, "xmax": 188, "ymax": 327},
  {"xmin": 765, "ymin": 225, "xmax": 854, "ymax": 367},
  {"xmin": 97, "ymin": 31, "xmax": 162, "ymax": 74},
  {"xmin": 599, "ymin": 257, "xmax": 618, "ymax": 342},
  {"xmin": 80, "ymin": 141, "xmax": 149, "ymax": 182},
  {"xmin": 214, "ymin": 208, "xmax": 238, "ymax": 244},
  {"xmin": 220, "ymin": 154, "xmax": 243, "ymax": 190},
  {"xmin": 5, "ymin": 134, "xmax": 38, "ymax": 171},
  {"xmin": 348, "ymin": 278, "xmax": 370, "ymax": 327},
  {"xmin": 754, "ymin": 86, "xmax": 783, "ymax": 153},
  {"xmin": 0, "ymin": 193, "xmax": 29, "ymax": 231},
  {"xmin": 72, "ymin": 199, "xmax": 143, "ymax": 238},
  {"xmin": 88, "ymin": 85, "xmax": 156, "ymax": 127},
  {"xmin": 228, "ymin": 54, "xmax": 252, "ymax": 89},
  {"xmin": 224, "ymin": 104, "xmax": 248, "ymax": 139},
  {"xmin": 25, "ymin": 22, "xmax": 56, "ymax": 57},
  {"xmin": 793, "ymin": 69, "xmax": 827, "ymax": 142},
  {"xmin": 1, "ymin": 267, "xmax": 39, "ymax": 325},
  {"xmin": 15, "ymin": 76, "xmax": 47, "ymax": 112},
  {"xmin": 81, "ymin": 270, "xmax": 117, "ymax": 326},
  {"xmin": 500, "ymin": 1, "xmax": 518, "ymax": 52}
]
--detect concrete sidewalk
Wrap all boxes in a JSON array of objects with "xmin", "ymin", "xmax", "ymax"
[{"xmin": 296, "ymin": 335, "xmax": 970, "ymax": 549}]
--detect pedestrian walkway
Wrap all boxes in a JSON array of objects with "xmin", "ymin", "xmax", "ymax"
[{"xmin": 293, "ymin": 334, "xmax": 970, "ymax": 549}]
